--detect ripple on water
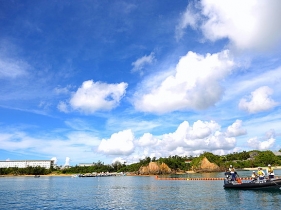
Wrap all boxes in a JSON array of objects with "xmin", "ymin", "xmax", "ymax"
[{"xmin": 1, "ymin": 176, "xmax": 281, "ymax": 209}]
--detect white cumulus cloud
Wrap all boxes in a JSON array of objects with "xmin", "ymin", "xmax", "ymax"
[
  {"xmin": 226, "ymin": 120, "xmax": 247, "ymax": 137},
  {"xmin": 98, "ymin": 129, "xmax": 135, "ymax": 155},
  {"xmin": 200, "ymin": 0, "xmax": 281, "ymax": 51},
  {"xmin": 133, "ymin": 50, "xmax": 234, "ymax": 114},
  {"xmin": 239, "ymin": 86, "xmax": 278, "ymax": 113},
  {"xmin": 188, "ymin": 120, "xmax": 220, "ymax": 139},
  {"xmin": 69, "ymin": 80, "xmax": 128, "ymax": 113},
  {"xmin": 137, "ymin": 133, "xmax": 158, "ymax": 147},
  {"xmin": 159, "ymin": 120, "xmax": 236, "ymax": 153},
  {"xmin": 178, "ymin": 0, "xmax": 281, "ymax": 51},
  {"xmin": 112, "ymin": 157, "xmax": 126, "ymax": 164},
  {"xmin": 247, "ymin": 135, "xmax": 275, "ymax": 150}
]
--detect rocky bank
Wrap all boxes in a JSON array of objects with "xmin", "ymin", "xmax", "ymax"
[
  {"xmin": 138, "ymin": 162, "xmax": 172, "ymax": 175},
  {"xmin": 193, "ymin": 157, "xmax": 221, "ymax": 172}
]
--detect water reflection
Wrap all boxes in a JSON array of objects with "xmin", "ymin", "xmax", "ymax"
[{"xmin": 224, "ymin": 188, "xmax": 281, "ymax": 209}]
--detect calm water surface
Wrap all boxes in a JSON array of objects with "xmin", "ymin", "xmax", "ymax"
[{"xmin": 1, "ymin": 171, "xmax": 281, "ymax": 210}]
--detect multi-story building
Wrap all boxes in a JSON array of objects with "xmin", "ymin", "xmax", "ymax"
[{"xmin": 0, "ymin": 160, "xmax": 54, "ymax": 169}]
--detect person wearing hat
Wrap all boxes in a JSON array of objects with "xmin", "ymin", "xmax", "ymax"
[
  {"xmin": 257, "ymin": 167, "xmax": 265, "ymax": 182},
  {"xmin": 230, "ymin": 167, "xmax": 239, "ymax": 182},
  {"xmin": 266, "ymin": 164, "xmax": 274, "ymax": 179},
  {"xmin": 251, "ymin": 171, "xmax": 257, "ymax": 182},
  {"xmin": 229, "ymin": 165, "xmax": 234, "ymax": 172}
]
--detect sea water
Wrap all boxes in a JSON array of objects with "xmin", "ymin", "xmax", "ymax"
[{"xmin": 0, "ymin": 170, "xmax": 281, "ymax": 210}]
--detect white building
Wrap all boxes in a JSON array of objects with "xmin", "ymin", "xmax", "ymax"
[{"xmin": 0, "ymin": 160, "xmax": 54, "ymax": 169}]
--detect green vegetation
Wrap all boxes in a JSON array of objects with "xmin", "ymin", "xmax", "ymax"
[
  {"xmin": 158, "ymin": 155, "xmax": 191, "ymax": 171},
  {"xmin": 1, "ymin": 150, "xmax": 281, "ymax": 175},
  {"xmin": 0, "ymin": 166, "xmax": 52, "ymax": 175},
  {"xmin": 61, "ymin": 161, "xmax": 115, "ymax": 174}
]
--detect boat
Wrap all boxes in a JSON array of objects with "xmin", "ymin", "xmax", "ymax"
[
  {"xmin": 34, "ymin": 175, "xmax": 40, "ymax": 178},
  {"xmin": 224, "ymin": 178, "xmax": 281, "ymax": 190}
]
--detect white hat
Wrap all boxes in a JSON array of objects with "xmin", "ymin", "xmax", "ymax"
[
  {"xmin": 252, "ymin": 171, "xmax": 255, "ymax": 173},
  {"xmin": 230, "ymin": 165, "xmax": 232, "ymax": 167},
  {"xmin": 268, "ymin": 164, "xmax": 271, "ymax": 166}
]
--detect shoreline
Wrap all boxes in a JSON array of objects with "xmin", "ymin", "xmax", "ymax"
[
  {"xmin": 241, "ymin": 166, "xmax": 281, "ymax": 171},
  {"xmin": 1, "ymin": 166, "xmax": 280, "ymax": 177},
  {"xmin": 0, "ymin": 174, "xmax": 73, "ymax": 177}
]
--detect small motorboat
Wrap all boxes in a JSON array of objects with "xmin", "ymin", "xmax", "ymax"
[
  {"xmin": 224, "ymin": 178, "xmax": 281, "ymax": 190},
  {"xmin": 34, "ymin": 175, "xmax": 40, "ymax": 178}
]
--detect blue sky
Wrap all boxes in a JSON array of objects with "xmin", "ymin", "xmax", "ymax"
[{"xmin": 1, "ymin": 0, "xmax": 281, "ymax": 166}]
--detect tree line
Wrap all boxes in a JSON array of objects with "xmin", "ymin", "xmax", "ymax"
[
  {"xmin": 0, "ymin": 166, "xmax": 52, "ymax": 175},
  {"xmin": 1, "ymin": 150, "xmax": 281, "ymax": 175},
  {"xmin": 191, "ymin": 150, "xmax": 281, "ymax": 170}
]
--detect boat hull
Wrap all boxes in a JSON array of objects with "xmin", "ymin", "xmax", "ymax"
[{"xmin": 224, "ymin": 179, "xmax": 281, "ymax": 190}]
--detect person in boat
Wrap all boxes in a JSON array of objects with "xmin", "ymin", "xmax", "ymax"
[
  {"xmin": 230, "ymin": 167, "xmax": 239, "ymax": 181},
  {"xmin": 257, "ymin": 167, "xmax": 265, "ymax": 182},
  {"xmin": 224, "ymin": 169, "xmax": 231, "ymax": 184},
  {"xmin": 229, "ymin": 165, "xmax": 234, "ymax": 172},
  {"xmin": 266, "ymin": 164, "xmax": 274, "ymax": 179},
  {"xmin": 251, "ymin": 171, "xmax": 257, "ymax": 182},
  {"xmin": 224, "ymin": 169, "xmax": 231, "ymax": 179}
]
